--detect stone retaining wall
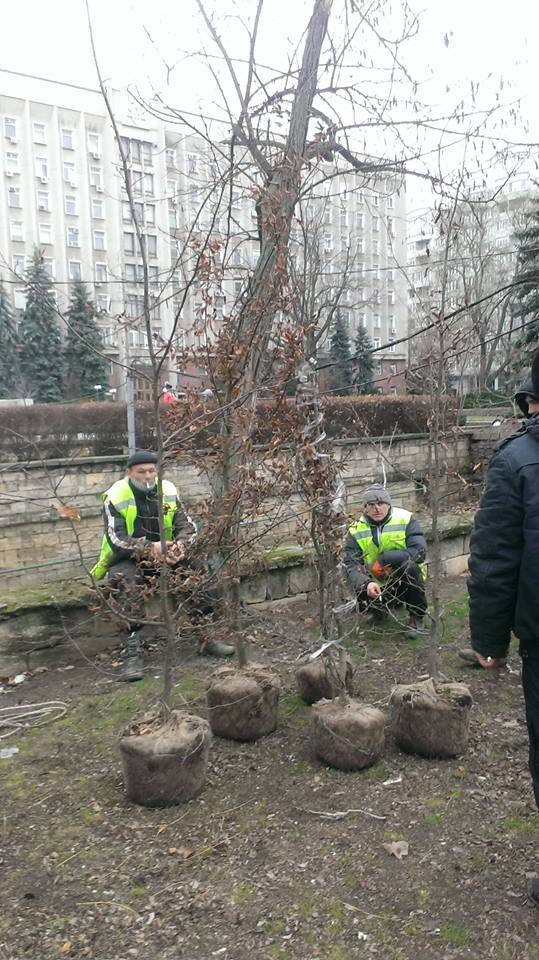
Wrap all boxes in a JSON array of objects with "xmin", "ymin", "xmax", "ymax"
[{"xmin": 0, "ymin": 433, "xmax": 470, "ymax": 587}]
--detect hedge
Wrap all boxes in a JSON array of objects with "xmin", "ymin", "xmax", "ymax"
[{"xmin": 0, "ymin": 394, "xmax": 459, "ymax": 461}]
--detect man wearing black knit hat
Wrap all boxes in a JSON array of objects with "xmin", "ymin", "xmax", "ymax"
[
  {"xmin": 91, "ymin": 450, "xmax": 233, "ymax": 679},
  {"xmin": 465, "ymin": 353, "xmax": 539, "ymax": 907}
]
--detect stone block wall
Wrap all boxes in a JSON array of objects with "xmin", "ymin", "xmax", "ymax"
[{"xmin": 0, "ymin": 432, "xmax": 471, "ymax": 586}]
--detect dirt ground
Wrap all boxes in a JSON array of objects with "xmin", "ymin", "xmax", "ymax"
[{"xmin": 1, "ymin": 576, "xmax": 538, "ymax": 960}]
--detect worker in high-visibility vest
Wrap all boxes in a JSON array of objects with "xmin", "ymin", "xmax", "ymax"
[
  {"xmin": 344, "ymin": 483, "xmax": 427, "ymax": 634},
  {"xmin": 92, "ymin": 450, "xmax": 234, "ymax": 681}
]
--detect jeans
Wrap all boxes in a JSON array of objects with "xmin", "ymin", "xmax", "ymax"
[{"xmin": 357, "ymin": 560, "xmax": 428, "ymax": 618}]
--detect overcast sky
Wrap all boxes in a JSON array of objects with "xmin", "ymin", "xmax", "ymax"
[{"xmin": 2, "ymin": 0, "xmax": 537, "ymax": 206}]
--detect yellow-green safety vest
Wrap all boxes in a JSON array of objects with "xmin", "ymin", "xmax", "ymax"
[
  {"xmin": 347, "ymin": 507, "xmax": 427, "ymax": 582},
  {"xmin": 90, "ymin": 477, "xmax": 178, "ymax": 581}
]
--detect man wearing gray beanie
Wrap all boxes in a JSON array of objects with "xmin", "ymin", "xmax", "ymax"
[{"xmin": 344, "ymin": 483, "xmax": 427, "ymax": 633}]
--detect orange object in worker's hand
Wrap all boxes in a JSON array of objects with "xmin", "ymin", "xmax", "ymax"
[{"xmin": 371, "ymin": 559, "xmax": 385, "ymax": 579}]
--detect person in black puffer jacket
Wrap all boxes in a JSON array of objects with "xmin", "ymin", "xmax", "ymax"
[{"xmin": 465, "ymin": 359, "xmax": 539, "ymax": 906}]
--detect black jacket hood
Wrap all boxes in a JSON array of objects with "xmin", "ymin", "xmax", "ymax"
[{"xmin": 514, "ymin": 376, "xmax": 537, "ymax": 416}]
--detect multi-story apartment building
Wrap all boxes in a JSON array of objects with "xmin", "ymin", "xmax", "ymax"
[
  {"xmin": 0, "ymin": 70, "xmax": 409, "ymax": 399},
  {"xmin": 407, "ymin": 175, "xmax": 537, "ymax": 394}
]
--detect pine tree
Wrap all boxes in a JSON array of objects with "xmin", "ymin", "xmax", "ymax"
[
  {"xmin": 64, "ymin": 281, "xmax": 109, "ymax": 400},
  {"xmin": 329, "ymin": 311, "xmax": 352, "ymax": 395},
  {"xmin": 353, "ymin": 323, "xmax": 375, "ymax": 393},
  {"xmin": 19, "ymin": 250, "xmax": 65, "ymax": 403},
  {"xmin": 0, "ymin": 278, "xmax": 21, "ymax": 398},
  {"xmin": 512, "ymin": 201, "xmax": 539, "ymax": 364}
]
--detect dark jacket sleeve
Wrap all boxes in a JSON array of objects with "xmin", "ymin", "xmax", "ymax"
[
  {"xmin": 344, "ymin": 532, "xmax": 372, "ymax": 593},
  {"xmin": 468, "ymin": 449, "xmax": 523, "ymax": 658},
  {"xmin": 172, "ymin": 498, "xmax": 198, "ymax": 542},
  {"xmin": 103, "ymin": 499, "xmax": 143, "ymax": 561},
  {"xmin": 405, "ymin": 515, "xmax": 427, "ymax": 563}
]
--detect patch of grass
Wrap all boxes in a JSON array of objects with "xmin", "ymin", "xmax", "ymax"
[
  {"xmin": 230, "ymin": 882, "xmax": 256, "ymax": 905},
  {"xmin": 439, "ymin": 924, "xmax": 471, "ymax": 948},
  {"xmin": 320, "ymin": 944, "xmax": 349, "ymax": 960},
  {"xmin": 297, "ymin": 894, "xmax": 317, "ymax": 917},
  {"xmin": 368, "ymin": 763, "xmax": 391, "ymax": 782},
  {"xmin": 500, "ymin": 814, "xmax": 539, "ymax": 834},
  {"xmin": 416, "ymin": 888, "xmax": 431, "ymax": 906},
  {"xmin": 129, "ymin": 883, "xmax": 147, "ymax": 898},
  {"xmin": 282, "ymin": 693, "xmax": 310, "ymax": 718},
  {"xmin": 265, "ymin": 918, "xmax": 286, "ymax": 937},
  {"xmin": 423, "ymin": 812, "xmax": 444, "ymax": 827},
  {"xmin": 173, "ymin": 671, "xmax": 205, "ymax": 705}
]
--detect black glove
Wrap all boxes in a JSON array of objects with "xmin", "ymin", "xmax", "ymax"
[{"xmin": 378, "ymin": 549, "xmax": 410, "ymax": 569}]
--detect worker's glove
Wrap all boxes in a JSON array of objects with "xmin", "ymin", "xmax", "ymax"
[
  {"xmin": 378, "ymin": 550, "xmax": 410, "ymax": 570},
  {"xmin": 371, "ymin": 559, "xmax": 391, "ymax": 580}
]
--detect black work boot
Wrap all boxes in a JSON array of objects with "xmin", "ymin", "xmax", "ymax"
[
  {"xmin": 368, "ymin": 605, "xmax": 388, "ymax": 628},
  {"xmin": 528, "ymin": 876, "xmax": 539, "ymax": 907},
  {"xmin": 404, "ymin": 613, "xmax": 427, "ymax": 637},
  {"xmin": 121, "ymin": 631, "xmax": 144, "ymax": 682},
  {"xmin": 199, "ymin": 638, "xmax": 235, "ymax": 658}
]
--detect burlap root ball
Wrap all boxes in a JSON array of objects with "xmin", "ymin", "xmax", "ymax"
[
  {"xmin": 206, "ymin": 663, "xmax": 280, "ymax": 741},
  {"xmin": 295, "ymin": 656, "xmax": 354, "ymax": 704},
  {"xmin": 311, "ymin": 698, "xmax": 385, "ymax": 771},
  {"xmin": 390, "ymin": 678, "xmax": 473, "ymax": 758},
  {"xmin": 120, "ymin": 710, "xmax": 211, "ymax": 807}
]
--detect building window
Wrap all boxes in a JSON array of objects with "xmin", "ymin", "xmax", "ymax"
[
  {"xmin": 388, "ymin": 289, "xmax": 395, "ymax": 305},
  {"xmin": 91, "ymin": 197, "xmax": 104, "ymax": 218},
  {"xmin": 358, "ymin": 314, "xmax": 366, "ymax": 329},
  {"xmin": 87, "ymin": 132, "xmax": 101, "ymax": 157},
  {"xmin": 387, "ymin": 196, "xmax": 394, "ymax": 208},
  {"xmin": 61, "ymin": 128, "xmax": 74, "ymax": 150},
  {"xmin": 166, "ymin": 147, "xmax": 176, "ymax": 167},
  {"xmin": 142, "ymin": 141, "xmax": 152, "ymax": 165},
  {"xmin": 124, "ymin": 232, "xmax": 135, "ymax": 255},
  {"xmin": 372, "ymin": 239, "xmax": 379, "ymax": 255},
  {"xmin": 9, "ymin": 221, "xmax": 24, "ymax": 241},
  {"xmin": 390, "ymin": 363, "xmax": 397, "ymax": 375},
  {"xmin": 96, "ymin": 294, "xmax": 111, "ymax": 313},
  {"xmin": 89, "ymin": 165, "xmax": 102, "ymax": 188},
  {"xmin": 5, "ymin": 151, "xmax": 18, "ymax": 173},
  {"xmin": 387, "ymin": 217, "xmax": 395, "ymax": 237},
  {"xmin": 64, "ymin": 194, "xmax": 77, "ymax": 215},
  {"xmin": 356, "ymin": 211, "xmax": 364, "ymax": 229},
  {"xmin": 12, "ymin": 254, "xmax": 25, "ymax": 274},
  {"xmin": 43, "ymin": 257, "xmax": 55, "ymax": 278},
  {"xmin": 33, "ymin": 122, "xmax": 46, "ymax": 144},
  {"xmin": 145, "ymin": 235, "xmax": 157, "ymax": 257},
  {"xmin": 63, "ymin": 161, "xmax": 76, "ymax": 184},
  {"xmin": 4, "ymin": 117, "xmax": 17, "ymax": 140},
  {"xmin": 34, "ymin": 156, "xmax": 48, "ymax": 180},
  {"xmin": 387, "ymin": 268, "xmax": 394, "ymax": 281},
  {"xmin": 39, "ymin": 223, "xmax": 52, "ymax": 244},
  {"xmin": 7, "ymin": 186, "xmax": 21, "ymax": 208},
  {"xmin": 66, "ymin": 226, "xmax": 80, "ymax": 247},
  {"xmin": 145, "ymin": 204, "xmax": 156, "ymax": 226},
  {"xmin": 149, "ymin": 265, "xmax": 159, "ymax": 285},
  {"xmin": 373, "ymin": 194, "xmax": 379, "ymax": 206},
  {"xmin": 187, "ymin": 153, "xmax": 198, "ymax": 174},
  {"xmin": 340, "ymin": 208, "xmax": 348, "ymax": 227},
  {"xmin": 37, "ymin": 190, "xmax": 49, "ymax": 211},
  {"xmin": 68, "ymin": 260, "xmax": 82, "ymax": 281},
  {"xmin": 125, "ymin": 263, "xmax": 139, "ymax": 284},
  {"xmin": 388, "ymin": 340, "xmax": 396, "ymax": 353},
  {"xmin": 356, "ymin": 238, "xmax": 364, "ymax": 254},
  {"xmin": 373, "ymin": 314, "xmax": 381, "ymax": 328},
  {"xmin": 95, "ymin": 262, "xmax": 108, "ymax": 283},
  {"xmin": 373, "ymin": 216, "xmax": 379, "ymax": 232},
  {"xmin": 93, "ymin": 229, "xmax": 106, "ymax": 250},
  {"xmin": 143, "ymin": 172, "xmax": 154, "ymax": 195},
  {"xmin": 14, "ymin": 289, "xmax": 27, "ymax": 310},
  {"xmin": 373, "ymin": 338, "xmax": 381, "ymax": 349},
  {"xmin": 323, "ymin": 234, "xmax": 333, "ymax": 253},
  {"xmin": 323, "ymin": 207, "xmax": 332, "ymax": 226},
  {"xmin": 372, "ymin": 288, "xmax": 380, "ymax": 303},
  {"xmin": 122, "ymin": 201, "xmax": 131, "ymax": 222}
]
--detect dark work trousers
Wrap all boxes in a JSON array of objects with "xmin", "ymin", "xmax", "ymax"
[
  {"xmin": 102, "ymin": 557, "xmax": 215, "ymax": 633},
  {"xmin": 522, "ymin": 657, "xmax": 539, "ymax": 809},
  {"xmin": 358, "ymin": 561, "xmax": 428, "ymax": 617}
]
